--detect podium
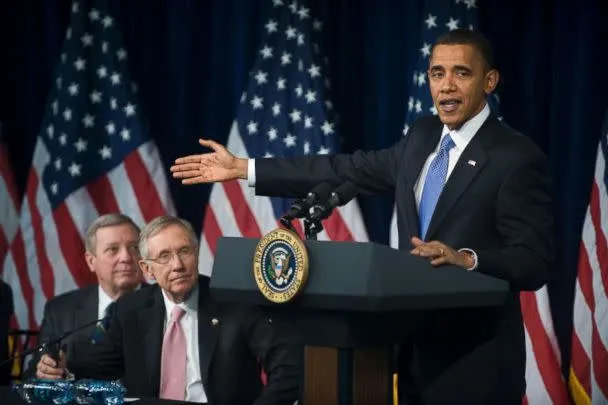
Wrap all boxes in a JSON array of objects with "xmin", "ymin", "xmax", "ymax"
[{"xmin": 210, "ymin": 237, "xmax": 509, "ymax": 405}]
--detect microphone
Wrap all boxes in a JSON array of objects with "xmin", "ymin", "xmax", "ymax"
[
  {"xmin": 0, "ymin": 317, "xmax": 106, "ymax": 368},
  {"xmin": 280, "ymin": 182, "xmax": 334, "ymax": 230},
  {"xmin": 308, "ymin": 181, "xmax": 359, "ymax": 223}
]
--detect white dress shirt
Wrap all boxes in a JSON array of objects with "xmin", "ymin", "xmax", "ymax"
[
  {"xmin": 97, "ymin": 286, "xmax": 115, "ymax": 319},
  {"xmin": 98, "ymin": 284, "xmax": 142, "ymax": 318},
  {"xmin": 413, "ymin": 104, "xmax": 490, "ymax": 207},
  {"xmin": 161, "ymin": 286, "xmax": 207, "ymax": 403}
]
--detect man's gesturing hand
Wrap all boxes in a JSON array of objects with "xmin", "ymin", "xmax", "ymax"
[{"xmin": 170, "ymin": 139, "xmax": 248, "ymax": 185}]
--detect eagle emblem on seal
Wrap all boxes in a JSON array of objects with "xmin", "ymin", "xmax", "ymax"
[{"xmin": 266, "ymin": 247, "xmax": 293, "ymax": 286}]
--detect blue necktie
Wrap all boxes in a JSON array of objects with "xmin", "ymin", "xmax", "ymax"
[
  {"xmin": 91, "ymin": 302, "xmax": 115, "ymax": 344},
  {"xmin": 419, "ymin": 134, "xmax": 455, "ymax": 240}
]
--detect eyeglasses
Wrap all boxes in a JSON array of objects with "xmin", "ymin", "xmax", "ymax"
[{"xmin": 144, "ymin": 246, "xmax": 196, "ymax": 265}]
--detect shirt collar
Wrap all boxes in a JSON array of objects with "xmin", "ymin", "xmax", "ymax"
[
  {"xmin": 441, "ymin": 103, "xmax": 490, "ymax": 151},
  {"xmin": 97, "ymin": 285, "xmax": 114, "ymax": 317},
  {"xmin": 161, "ymin": 283, "xmax": 199, "ymax": 319}
]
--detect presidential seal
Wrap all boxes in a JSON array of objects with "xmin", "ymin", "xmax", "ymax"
[{"xmin": 253, "ymin": 228, "xmax": 309, "ymax": 304}]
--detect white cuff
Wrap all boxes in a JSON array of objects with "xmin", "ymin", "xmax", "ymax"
[
  {"xmin": 247, "ymin": 158, "xmax": 256, "ymax": 187},
  {"xmin": 458, "ymin": 248, "xmax": 478, "ymax": 271}
]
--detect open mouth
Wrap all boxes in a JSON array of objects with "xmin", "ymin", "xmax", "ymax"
[{"xmin": 439, "ymin": 99, "xmax": 461, "ymax": 113}]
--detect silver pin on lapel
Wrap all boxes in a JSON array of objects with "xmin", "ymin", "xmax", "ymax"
[
  {"xmin": 211, "ymin": 318, "xmax": 219, "ymax": 326},
  {"xmin": 467, "ymin": 160, "xmax": 476, "ymax": 166}
]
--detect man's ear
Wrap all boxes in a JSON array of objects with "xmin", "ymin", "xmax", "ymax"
[
  {"xmin": 484, "ymin": 69, "xmax": 499, "ymax": 94},
  {"xmin": 139, "ymin": 260, "xmax": 155, "ymax": 279},
  {"xmin": 85, "ymin": 251, "xmax": 96, "ymax": 273}
]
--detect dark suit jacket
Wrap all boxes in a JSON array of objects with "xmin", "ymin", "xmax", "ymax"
[
  {"xmin": 255, "ymin": 115, "xmax": 554, "ymax": 404},
  {"xmin": 69, "ymin": 276, "xmax": 301, "ymax": 405},
  {"xmin": 24, "ymin": 284, "xmax": 100, "ymax": 379},
  {"xmin": 0, "ymin": 280, "xmax": 13, "ymax": 385}
]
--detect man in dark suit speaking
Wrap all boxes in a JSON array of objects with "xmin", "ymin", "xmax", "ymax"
[
  {"xmin": 170, "ymin": 29, "xmax": 553, "ymax": 404},
  {"xmin": 26, "ymin": 213, "xmax": 144, "ymax": 378},
  {"xmin": 36, "ymin": 215, "xmax": 301, "ymax": 405}
]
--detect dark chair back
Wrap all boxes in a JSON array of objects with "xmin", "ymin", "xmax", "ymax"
[{"xmin": 7, "ymin": 329, "xmax": 39, "ymax": 382}]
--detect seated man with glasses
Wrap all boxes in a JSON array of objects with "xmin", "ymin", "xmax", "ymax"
[{"xmin": 35, "ymin": 215, "xmax": 301, "ymax": 405}]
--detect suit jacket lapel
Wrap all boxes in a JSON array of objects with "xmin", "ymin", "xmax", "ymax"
[
  {"xmin": 75, "ymin": 287, "xmax": 98, "ymax": 326},
  {"xmin": 425, "ymin": 126, "xmax": 488, "ymax": 240},
  {"xmin": 197, "ymin": 279, "xmax": 219, "ymax": 399},
  {"xmin": 139, "ymin": 288, "xmax": 164, "ymax": 397},
  {"xmin": 71, "ymin": 287, "xmax": 98, "ymax": 356},
  {"xmin": 402, "ymin": 121, "xmax": 443, "ymax": 240}
]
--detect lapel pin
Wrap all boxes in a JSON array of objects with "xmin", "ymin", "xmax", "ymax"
[
  {"xmin": 467, "ymin": 160, "xmax": 476, "ymax": 166},
  {"xmin": 211, "ymin": 318, "xmax": 219, "ymax": 326}
]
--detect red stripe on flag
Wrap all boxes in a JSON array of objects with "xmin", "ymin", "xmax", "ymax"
[
  {"xmin": 292, "ymin": 219, "xmax": 304, "ymax": 239},
  {"xmin": 520, "ymin": 292, "xmax": 570, "ymax": 403},
  {"xmin": 571, "ymin": 331, "xmax": 592, "ymax": 397},
  {"xmin": 322, "ymin": 211, "xmax": 354, "ymax": 241},
  {"xmin": 0, "ymin": 145, "xmax": 20, "ymax": 209},
  {"xmin": 223, "ymin": 180, "xmax": 262, "ymax": 237},
  {"xmin": 577, "ymin": 245, "xmax": 595, "ymax": 310},
  {"xmin": 587, "ymin": 180, "xmax": 608, "ymax": 398},
  {"xmin": 53, "ymin": 203, "xmax": 97, "ymax": 287},
  {"xmin": 11, "ymin": 231, "xmax": 37, "ymax": 329},
  {"xmin": 86, "ymin": 175, "xmax": 120, "ymax": 214},
  {"xmin": 26, "ymin": 172, "xmax": 54, "ymax": 300},
  {"xmin": 588, "ymin": 182, "xmax": 608, "ymax": 297},
  {"xmin": 202, "ymin": 207, "xmax": 222, "ymax": 255},
  {"xmin": 591, "ymin": 321, "xmax": 608, "ymax": 397},
  {"xmin": 124, "ymin": 151, "xmax": 166, "ymax": 221}
]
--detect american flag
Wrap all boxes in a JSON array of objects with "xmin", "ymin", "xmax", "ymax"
[
  {"xmin": 569, "ymin": 112, "xmax": 608, "ymax": 404},
  {"xmin": 0, "ymin": 124, "xmax": 20, "ymax": 271},
  {"xmin": 386, "ymin": 1, "xmax": 569, "ymax": 403},
  {"xmin": 198, "ymin": 0, "xmax": 368, "ymax": 276},
  {"xmin": 0, "ymin": 0, "xmax": 175, "ymax": 332}
]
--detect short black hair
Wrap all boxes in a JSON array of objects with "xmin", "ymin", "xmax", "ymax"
[{"xmin": 432, "ymin": 29, "xmax": 495, "ymax": 71}]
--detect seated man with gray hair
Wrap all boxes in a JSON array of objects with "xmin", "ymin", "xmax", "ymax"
[
  {"xmin": 36, "ymin": 215, "xmax": 301, "ymax": 405},
  {"xmin": 27, "ymin": 213, "xmax": 144, "ymax": 378}
]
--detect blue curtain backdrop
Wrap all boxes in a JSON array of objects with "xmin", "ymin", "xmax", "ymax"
[{"xmin": 1, "ymin": 0, "xmax": 606, "ymax": 375}]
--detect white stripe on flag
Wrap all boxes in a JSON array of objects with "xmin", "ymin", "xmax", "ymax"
[
  {"xmin": 573, "ymin": 278, "xmax": 593, "ymax": 359},
  {"xmin": 0, "ymin": 176, "xmax": 19, "ymax": 242},
  {"xmin": 36, "ymin": 197, "xmax": 78, "ymax": 297},
  {"xmin": 211, "ymin": 184, "xmax": 242, "ymax": 237},
  {"xmin": 138, "ymin": 141, "xmax": 176, "ymax": 215},
  {"xmin": 524, "ymin": 323, "xmax": 553, "ymax": 404},
  {"xmin": 227, "ymin": 123, "xmax": 277, "ymax": 234},
  {"xmin": 535, "ymin": 286, "xmax": 563, "ymax": 364},
  {"xmin": 337, "ymin": 201, "xmax": 369, "ymax": 241},
  {"xmin": 108, "ymin": 163, "xmax": 146, "ymax": 227},
  {"xmin": 19, "ymin": 199, "xmax": 46, "ymax": 326},
  {"xmin": 199, "ymin": 231, "xmax": 214, "ymax": 277},
  {"xmin": 65, "ymin": 187, "xmax": 100, "ymax": 238},
  {"xmin": 2, "ymin": 253, "xmax": 28, "ymax": 329},
  {"xmin": 581, "ymin": 207, "xmax": 608, "ymax": 352},
  {"xmin": 597, "ymin": 146, "xmax": 608, "ymax": 243}
]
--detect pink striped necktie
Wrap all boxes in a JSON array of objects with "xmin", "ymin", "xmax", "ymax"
[{"xmin": 159, "ymin": 306, "xmax": 187, "ymax": 400}]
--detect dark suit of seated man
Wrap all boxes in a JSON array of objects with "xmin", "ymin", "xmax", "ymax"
[
  {"xmin": 36, "ymin": 215, "xmax": 301, "ymax": 405},
  {"xmin": 26, "ymin": 213, "xmax": 144, "ymax": 379}
]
